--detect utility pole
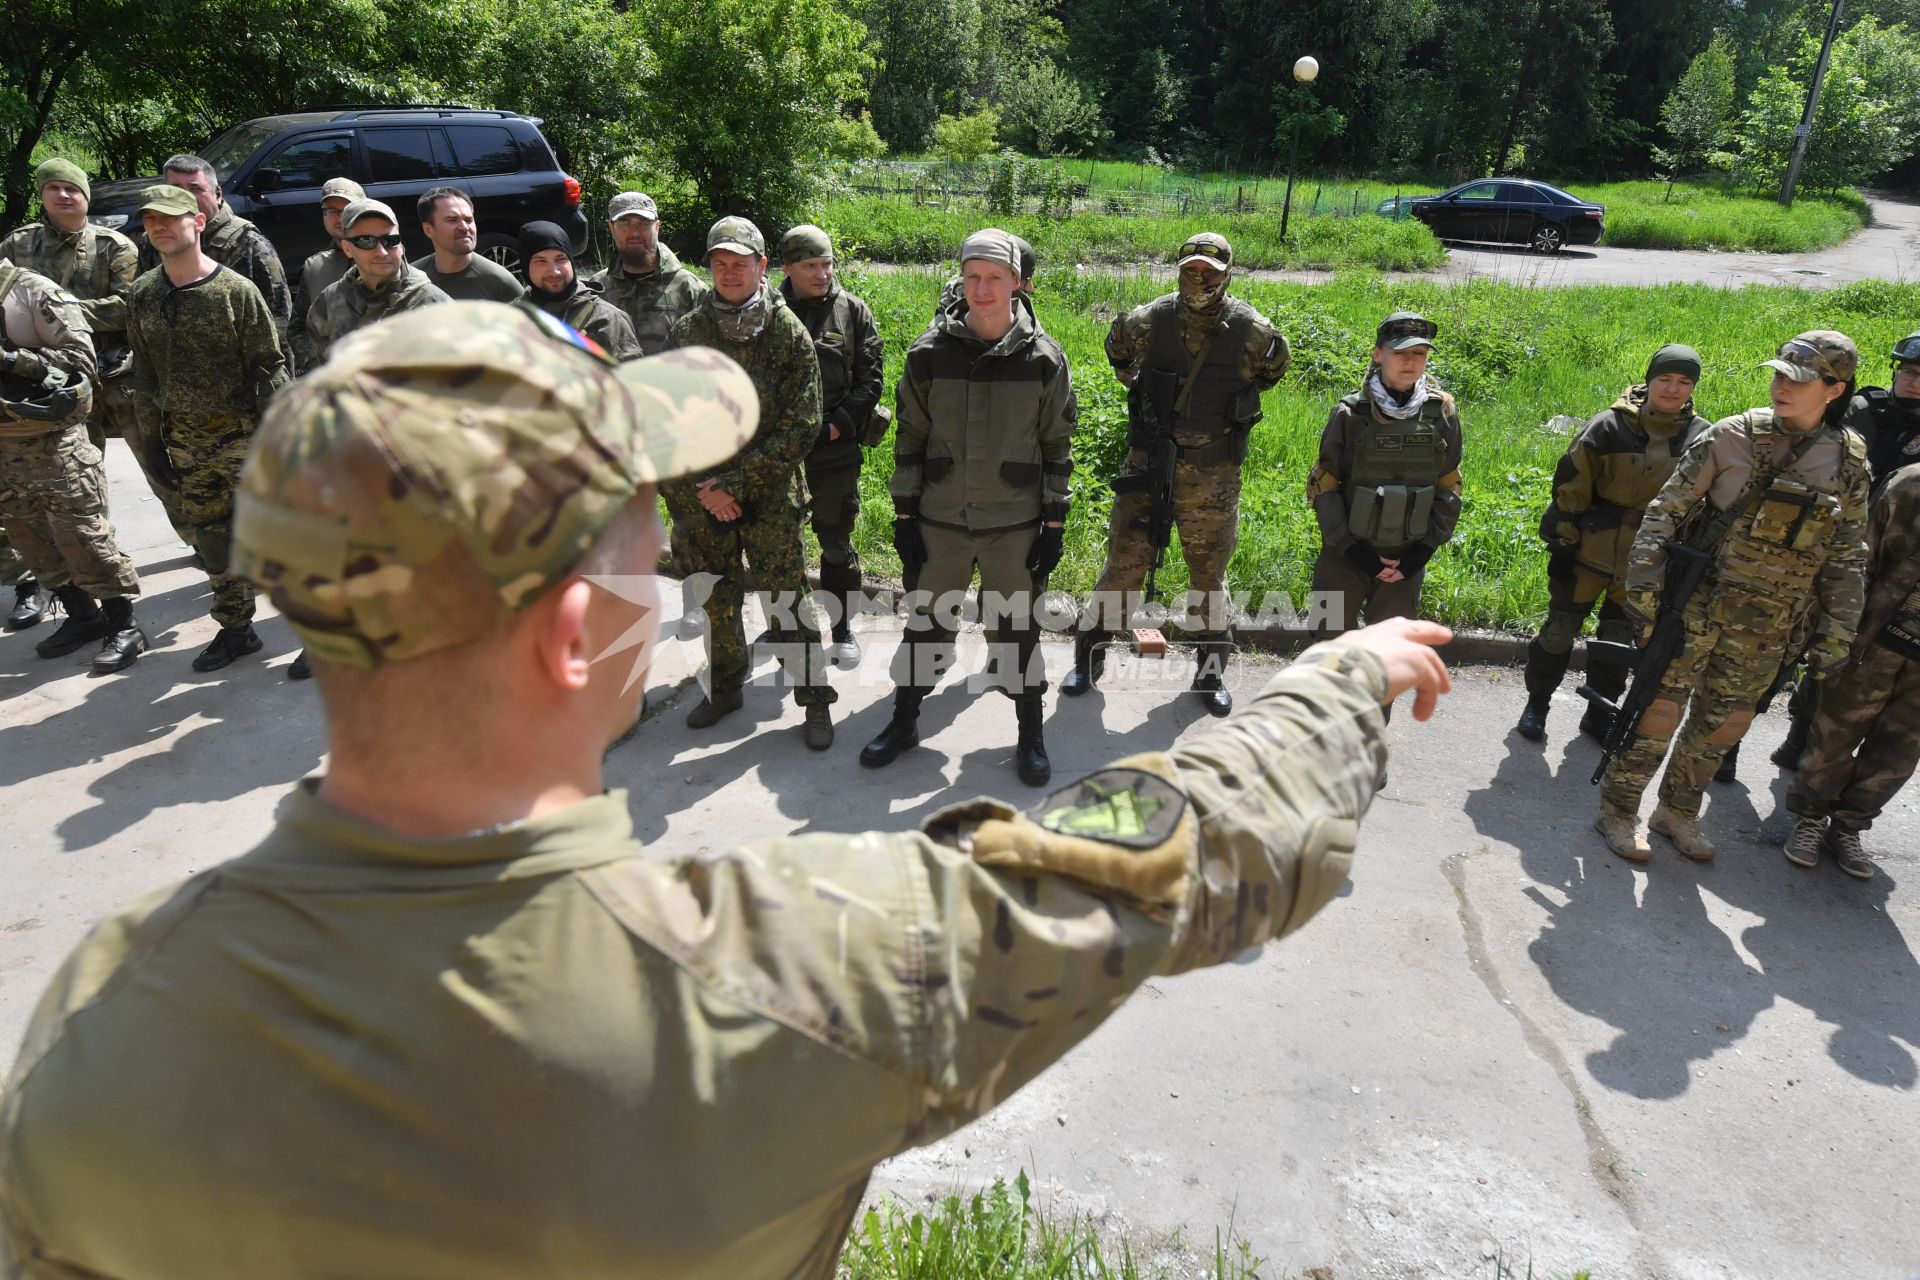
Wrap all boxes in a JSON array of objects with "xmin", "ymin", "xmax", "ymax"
[{"xmin": 1780, "ymin": 0, "xmax": 1847, "ymax": 206}]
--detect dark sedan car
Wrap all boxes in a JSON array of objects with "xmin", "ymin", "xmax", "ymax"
[{"xmin": 1409, "ymin": 179, "xmax": 1604, "ymax": 253}]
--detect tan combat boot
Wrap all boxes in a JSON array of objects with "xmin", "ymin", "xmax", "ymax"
[
  {"xmin": 1783, "ymin": 815, "xmax": 1826, "ymax": 868},
  {"xmin": 1594, "ymin": 811, "xmax": 1651, "ymax": 862},
  {"xmin": 1826, "ymin": 824, "xmax": 1873, "ymax": 880},
  {"xmin": 1651, "ymin": 806, "xmax": 1716, "ymax": 862}
]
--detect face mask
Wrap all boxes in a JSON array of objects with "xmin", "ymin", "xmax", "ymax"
[
  {"xmin": 713, "ymin": 282, "xmax": 769, "ymax": 343},
  {"xmin": 1179, "ymin": 270, "xmax": 1230, "ymax": 315}
]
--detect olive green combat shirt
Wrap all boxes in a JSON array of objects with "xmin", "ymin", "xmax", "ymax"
[
  {"xmin": 0, "ymin": 223, "xmax": 138, "ymax": 341},
  {"xmin": 1, "ymin": 645, "xmax": 1391, "ymax": 1280}
]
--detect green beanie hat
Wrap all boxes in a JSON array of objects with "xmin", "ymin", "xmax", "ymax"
[
  {"xmin": 34, "ymin": 159, "xmax": 89, "ymax": 202},
  {"xmin": 1646, "ymin": 343, "xmax": 1702, "ymax": 384}
]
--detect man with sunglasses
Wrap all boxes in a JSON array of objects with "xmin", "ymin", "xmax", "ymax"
[
  {"xmin": 287, "ymin": 178, "xmax": 366, "ymax": 372},
  {"xmin": 124, "ymin": 184, "xmax": 290, "ymax": 675},
  {"xmin": 1061, "ymin": 233, "xmax": 1290, "ymax": 715},
  {"xmin": 1596, "ymin": 332, "xmax": 1870, "ymax": 863},
  {"xmin": 306, "ymin": 200, "xmax": 451, "ymax": 369}
]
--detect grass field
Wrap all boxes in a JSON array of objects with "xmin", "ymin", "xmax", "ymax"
[
  {"xmin": 828, "ymin": 266, "xmax": 1919, "ymax": 633},
  {"xmin": 1580, "ymin": 181, "xmax": 1871, "ymax": 252}
]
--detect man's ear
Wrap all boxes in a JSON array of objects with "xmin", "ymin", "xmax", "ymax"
[{"xmin": 538, "ymin": 579, "xmax": 597, "ymax": 693}]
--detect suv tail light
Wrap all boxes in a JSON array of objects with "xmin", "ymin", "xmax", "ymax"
[{"xmin": 563, "ymin": 175, "xmax": 582, "ymax": 206}]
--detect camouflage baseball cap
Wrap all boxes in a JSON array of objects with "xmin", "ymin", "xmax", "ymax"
[
  {"xmin": 1177, "ymin": 233, "xmax": 1232, "ymax": 271},
  {"xmin": 340, "ymin": 198, "xmax": 399, "ymax": 232},
  {"xmin": 320, "ymin": 177, "xmax": 366, "ymax": 205},
  {"xmin": 609, "ymin": 192, "xmax": 658, "ymax": 222},
  {"xmin": 706, "ymin": 216, "xmax": 765, "ymax": 259},
  {"xmin": 233, "ymin": 302, "xmax": 760, "ymax": 669},
  {"xmin": 1376, "ymin": 311, "xmax": 1438, "ymax": 351},
  {"xmin": 135, "ymin": 184, "xmax": 198, "ymax": 217},
  {"xmin": 1763, "ymin": 330, "xmax": 1857, "ymax": 383},
  {"xmin": 778, "ymin": 223, "xmax": 833, "ymax": 265}
]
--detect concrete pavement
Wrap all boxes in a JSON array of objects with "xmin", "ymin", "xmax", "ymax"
[{"xmin": 2, "ymin": 443, "xmax": 1916, "ymax": 1278}]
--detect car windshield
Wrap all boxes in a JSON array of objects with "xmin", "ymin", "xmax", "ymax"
[{"xmin": 199, "ymin": 121, "xmax": 286, "ymax": 183}]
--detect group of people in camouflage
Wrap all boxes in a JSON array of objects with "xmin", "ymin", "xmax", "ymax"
[{"xmin": 1519, "ymin": 332, "xmax": 1920, "ymax": 882}]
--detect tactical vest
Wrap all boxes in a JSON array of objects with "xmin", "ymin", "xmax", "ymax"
[
  {"xmin": 1855, "ymin": 387, "xmax": 1920, "ymax": 489},
  {"xmin": 204, "ymin": 210, "xmax": 258, "ymax": 263},
  {"xmin": 1344, "ymin": 392, "xmax": 1450, "ymax": 552},
  {"xmin": 1714, "ymin": 411, "xmax": 1865, "ymax": 598},
  {"xmin": 1141, "ymin": 294, "xmax": 1261, "ymax": 459},
  {"xmin": 796, "ymin": 287, "xmax": 857, "ymax": 419}
]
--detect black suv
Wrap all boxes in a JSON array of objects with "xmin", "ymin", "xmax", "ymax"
[
  {"xmin": 1408, "ymin": 179, "xmax": 1605, "ymax": 253},
  {"xmin": 87, "ymin": 106, "xmax": 587, "ymax": 274}
]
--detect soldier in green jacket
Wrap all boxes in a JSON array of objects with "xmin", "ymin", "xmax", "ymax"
[
  {"xmin": 1306, "ymin": 312, "xmax": 1464, "ymax": 640},
  {"xmin": 138, "ymin": 155, "xmax": 291, "ymax": 342},
  {"xmin": 588, "ymin": 191, "xmax": 709, "ymax": 356},
  {"xmin": 287, "ymin": 177, "xmax": 365, "ymax": 372},
  {"xmin": 778, "ymin": 223, "xmax": 884, "ymax": 667},
  {"xmin": 1597, "ymin": 332, "xmax": 1871, "ymax": 863},
  {"xmin": 864, "ymin": 229, "xmax": 1076, "ymax": 786},
  {"xmin": 515, "ymin": 221, "xmax": 640, "ymax": 361},
  {"xmin": 305, "ymin": 200, "xmax": 451, "ymax": 369},
  {"xmin": 1519, "ymin": 345, "xmax": 1710, "ymax": 744},
  {"xmin": 0, "ymin": 302, "xmax": 1454, "ymax": 1280}
]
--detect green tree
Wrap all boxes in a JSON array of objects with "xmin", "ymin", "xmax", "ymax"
[
  {"xmin": 862, "ymin": 0, "xmax": 982, "ymax": 151},
  {"xmin": 1653, "ymin": 32, "xmax": 1736, "ymax": 196},
  {"xmin": 1064, "ymin": 0, "xmax": 1188, "ymax": 155},
  {"xmin": 1732, "ymin": 17, "xmax": 1920, "ymax": 192},
  {"xmin": 999, "ymin": 60, "xmax": 1101, "ymax": 156},
  {"xmin": 932, "ymin": 107, "xmax": 1001, "ymax": 167}
]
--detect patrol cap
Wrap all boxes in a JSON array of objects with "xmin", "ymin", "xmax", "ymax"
[
  {"xmin": 959, "ymin": 227, "xmax": 1021, "ymax": 274},
  {"xmin": 1890, "ymin": 329, "xmax": 1920, "ymax": 365},
  {"xmin": 778, "ymin": 223, "xmax": 833, "ymax": 265},
  {"xmin": 1177, "ymin": 233, "xmax": 1232, "ymax": 271},
  {"xmin": 1376, "ymin": 311, "xmax": 1437, "ymax": 351},
  {"xmin": 609, "ymin": 192, "xmax": 658, "ymax": 222},
  {"xmin": 1763, "ymin": 330, "xmax": 1857, "ymax": 383},
  {"xmin": 706, "ymin": 216, "xmax": 766, "ymax": 259},
  {"xmin": 340, "ymin": 198, "xmax": 398, "ymax": 232},
  {"xmin": 34, "ymin": 159, "xmax": 89, "ymax": 201},
  {"xmin": 1646, "ymin": 343, "xmax": 1702, "ymax": 384},
  {"xmin": 134, "ymin": 184, "xmax": 198, "ymax": 218},
  {"xmin": 320, "ymin": 177, "xmax": 366, "ymax": 206},
  {"xmin": 233, "ymin": 302, "xmax": 760, "ymax": 669}
]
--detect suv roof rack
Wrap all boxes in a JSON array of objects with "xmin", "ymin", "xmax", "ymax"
[{"xmin": 300, "ymin": 105, "xmax": 523, "ymax": 120}]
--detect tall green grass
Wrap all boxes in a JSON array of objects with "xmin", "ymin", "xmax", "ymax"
[
  {"xmin": 834, "ymin": 265, "xmax": 1920, "ymax": 632},
  {"xmin": 1580, "ymin": 180, "xmax": 1871, "ymax": 252}
]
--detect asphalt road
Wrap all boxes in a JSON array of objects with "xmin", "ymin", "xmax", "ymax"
[{"xmin": 3, "ymin": 445, "xmax": 1915, "ymax": 1277}]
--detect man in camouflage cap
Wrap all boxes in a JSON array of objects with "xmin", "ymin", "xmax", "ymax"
[
  {"xmin": 1062, "ymin": 231, "xmax": 1291, "ymax": 716},
  {"xmin": 1597, "ymin": 331, "xmax": 1871, "ymax": 862},
  {"xmin": 125, "ymin": 183, "xmax": 291, "ymax": 674},
  {"xmin": 664, "ymin": 215, "xmax": 836, "ymax": 745},
  {"xmin": 778, "ymin": 222, "xmax": 884, "ymax": 667},
  {"xmin": 139, "ymin": 155, "xmax": 292, "ymax": 344},
  {"xmin": 286, "ymin": 176, "xmax": 366, "ymax": 371},
  {"xmin": 516, "ymin": 220, "xmax": 640, "ymax": 361},
  {"xmin": 305, "ymin": 200, "xmax": 451, "ymax": 368},
  {"xmin": 0, "ymin": 300, "xmax": 1455, "ymax": 1277},
  {"xmin": 589, "ymin": 191, "xmax": 708, "ymax": 356},
  {"xmin": 0, "ymin": 159, "xmax": 141, "ymax": 627},
  {"xmin": 0, "ymin": 255, "xmax": 146, "ymax": 670}
]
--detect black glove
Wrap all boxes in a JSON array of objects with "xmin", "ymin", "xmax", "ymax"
[
  {"xmin": 1343, "ymin": 542, "xmax": 1385, "ymax": 578},
  {"xmin": 1546, "ymin": 547, "xmax": 1577, "ymax": 581},
  {"xmin": 1396, "ymin": 542, "xmax": 1435, "ymax": 573},
  {"xmin": 1026, "ymin": 525, "xmax": 1064, "ymax": 575},
  {"xmin": 893, "ymin": 517, "xmax": 927, "ymax": 567}
]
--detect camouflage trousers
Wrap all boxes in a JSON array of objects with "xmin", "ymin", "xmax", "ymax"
[
  {"xmin": 1786, "ymin": 642, "xmax": 1920, "ymax": 831},
  {"xmin": 166, "ymin": 412, "xmax": 257, "ymax": 628},
  {"xmin": 0, "ymin": 528, "xmax": 26, "ymax": 586},
  {"xmin": 665, "ymin": 488, "xmax": 834, "ymax": 706},
  {"xmin": 1309, "ymin": 546, "xmax": 1426, "ymax": 640},
  {"xmin": 1081, "ymin": 456, "xmax": 1240, "ymax": 642},
  {"xmin": 128, "ymin": 403, "xmax": 196, "ymax": 549},
  {"xmin": 0, "ymin": 426, "xmax": 140, "ymax": 600},
  {"xmin": 1526, "ymin": 566, "xmax": 1636, "ymax": 704},
  {"xmin": 1602, "ymin": 586, "xmax": 1797, "ymax": 820},
  {"xmin": 805, "ymin": 454, "xmax": 864, "ymax": 640}
]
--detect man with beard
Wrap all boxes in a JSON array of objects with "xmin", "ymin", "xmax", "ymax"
[
  {"xmin": 663, "ymin": 217, "xmax": 836, "ymax": 745},
  {"xmin": 287, "ymin": 177, "xmax": 365, "ymax": 371},
  {"xmin": 514, "ymin": 221, "xmax": 639, "ymax": 361},
  {"xmin": 415, "ymin": 187, "xmax": 521, "ymax": 304},
  {"xmin": 306, "ymin": 200, "xmax": 451, "ymax": 368},
  {"xmin": 1060, "ymin": 233, "xmax": 1289, "ymax": 715},
  {"xmin": 589, "ymin": 192, "xmax": 707, "ymax": 356}
]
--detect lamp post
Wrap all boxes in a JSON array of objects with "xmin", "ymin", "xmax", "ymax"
[{"xmin": 1279, "ymin": 55, "xmax": 1320, "ymax": 240}]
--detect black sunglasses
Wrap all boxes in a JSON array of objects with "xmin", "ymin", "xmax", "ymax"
[{"xmin": 346, "ymin": 233, "xmax": 405, "ymax": 250}]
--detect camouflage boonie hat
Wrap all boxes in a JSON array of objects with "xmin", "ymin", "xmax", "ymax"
[
  {"xmin": 340, "ymin": 198, "xmax": 399, "ymax": 232},
  {"xmin": 234, "ymin": 302, "xmax": 760, "ymax": 670},
  {"xmin": 1177, "ymin": 233, "xmax": 1232, "ymax": 271},
  {"xmin": 320, "ymin": 177, "xmax": 366, "ymax": 205},
  {"xmin": 135, "ymin": 185, "xmax": 198, "ymax": 217},
  {"xmin": 778, "ymin": 223, "xmax": 833, "ymax": 265},
  {"xmin": 608, "ymin": 192, "xmax": 658, "ymax": 222},
  {"xmin": 1763, "ymin": 330, "xmax": 1857, "ymax": 383},
  {"xmin": 706, "ymin": 216, "xmax": 765, "ymax": 259}
]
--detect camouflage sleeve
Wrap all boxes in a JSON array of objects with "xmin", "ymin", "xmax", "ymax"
[
  {"xmin": 238, "ymin": 284, "xmax": 291, "ymax": 412},
  {"xmin": 890, "ymin": 343, "xmax": 931, "ymax": 514},
  {"xmin": 1540, "ymin": 417, "xmax": 1604, "ymax": 547},
  {"xmin": 1812, "ymin": 443, "xmax": 1872, "ymax": 646},
  {"xmin": 601, "ymin": 307, "xmax": 642, "ymax": 363},
  {"xmin": 834, "ymin": 297, "xmax": 884, "ymax": 433},
  {"xmin": 1423, "ymin": 395, "xmax": 1465, "ymax": 548},
  {"xmin": 288, "ymin": 274, "xmax": 314, "ymax": 375},
  {"xmin": 719, "ymin": 316, "xmax": 819, "ymax": 496},
  {"xmin": 304, "ymin": 291, "xmax": 333, "ymax": 371},
  {"xmin": 1038, "ymin": 349, "xmax": 1076, "ymax": 523},
  {"xmin": 1104, "ymin": 306, "xmax": 1149, "ymax": 389},
  {"xmin": 243, "ymin": 230, "xmax": 293, "ymax": 337},
  {"xmin": 3, "ymin": 278, "xmax": 95, "ymax": 387},
  {"xmin": 1623, "ymin": 424, "xmax": 1718, "ymax": 595},
  {"xmin": 1307, "ymin": 401, "xmax": 1356, "ymax": 550},
  {"xmin": 79, "ymin": 234, "xmax": 138, "ymax": 335},
  {"xmin": 1242, "ymin": 313, "xmax": 1291, "ymax": 391}
]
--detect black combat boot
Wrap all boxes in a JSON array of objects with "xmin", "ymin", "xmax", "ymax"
[
  {"xmin": 1191, "ymin": 641, "xmax": 1233, "ymax": 717},
  {"xmin": 92, "ymin": 597, "xmax": 148, "ymax": 673},
  {"xmin": 7, "ymin": 579, "xmax": 53, "ymax": 630},
  {"xmin": 1014, "ymin": 693, "xmax": 1051, "ymax": 786},
  {"xmin": 1714, "ymin": 741, "xmax": 1740, "ymax": 785},
  {"xmin": 34, "ymin": 586, "xmax": 106, "ymax": 658},
  {"xmin": 1770, "ymin": 713, "xmax": 1810, "ymax": 770},
  {"xmin": 1059, "ymin": 629, "xmax": 1105, "ymax": 696},
  {"xmin": 191, "ymin": 623, "xmax": 263, "ymax": 672},
  {"xmin": 860, "ymin": 687, "xmax": 924, "ymax": 768},
  {"xmin": 1516, "ymin": 638, "xmax": 1566, "ymax": 741}
]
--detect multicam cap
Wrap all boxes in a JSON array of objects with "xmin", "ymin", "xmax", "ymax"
[
  {"xmin": 778, "ymin": 223, "xmax": 833, "ymax": 265},
  {"xmin": 1176, "ymin": 233, "xmax": 1232, "ymax": 271},
  {"xmin": 135, "ymin": 184, "xmax": 198, "ymax": 218},
  {"xmin": 1762, "ymin": 330, "xmax": 1857, "ymax": 383},
  {"xmin": 320, "ymin": 177, "xmax": 366, "ymax": 205},
  {"xmin": 1376, "ymin": 310, "xmax": 1437, "ymax": 351},
  {"xmin": 958, "ymin": 227, "xmax": 1020, "ymax": 274},
  {"xmin": 233, "ymin": 302, "xmax": 760, "ymax": 669},
  {"xmin": 609, "ymin": 192, "xmax": 659, "ymax": 222},
  {"xmin": 706, "ymin": 216, "xmax": 766, "ymax": 259},
  {"xmin": 340, "ymin": 198, "xmax": 398, "ymax": 232}
]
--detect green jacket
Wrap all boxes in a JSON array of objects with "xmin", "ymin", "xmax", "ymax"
[
  {"xmin": 288, "ymin": 247, "xmax": 352, "ymax": 372},
  {"xmin": 587, "ymin": 244, "xmax": 708, "ymax": 357},
  {"xmin": 892, "ymin": 303, "xmax": 1075, "ymax": 533},
  {"xmin": 0, "ymin": 221, "xmax": 138, "ymax": 342},
  {"xmin": 516, "ymin": 282, "xmax": 642, "ymax": 363},
  {"xmin": 137, "ymin": 206, "xmax": 291, "ymax": 340},
  {"xmin": 306, "ymin": 262, "xmax": 451, "ymax": 368},
  {"xmin": 0, "ymin": 644, "xmax": 1389, "ymax": 1280},
  {"xmin": 124, "ymin": 265, "xmax": 289, "ymax": 425},
  {"xmin": 780, "ymin": 276, "xmax": 883, "ymax": 468}
]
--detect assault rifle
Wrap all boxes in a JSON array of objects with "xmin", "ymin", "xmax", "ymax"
[{"xmin": 1109, "ymin": 366, "xmax": 1180, "ymax": 653}]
